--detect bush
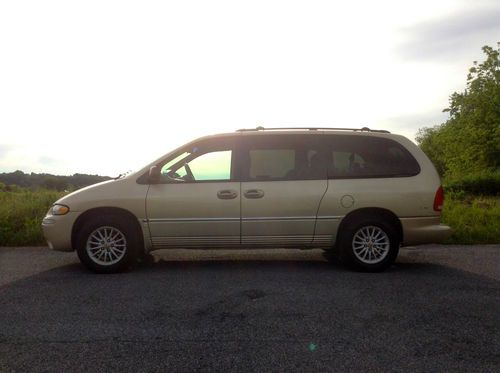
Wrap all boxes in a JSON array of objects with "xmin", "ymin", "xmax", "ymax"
[
  {"xmin": 444, "ymin": 171, "xmax": 500, "ymax": 196},
  {"xmin": 0, "ymin": 189, "xmax": 65, "ymax": 246},
  {"xmin": 442, "ymin": 195, "xmax": 500, "ymax": 244}
]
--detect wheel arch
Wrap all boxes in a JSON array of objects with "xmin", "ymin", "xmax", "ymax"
[
  {"xmin": 337, "ymin": 207, "xmax": 403, "ymax": 243},
  {"xmin": 71, "ymin": 207, "xmax": 145, "ymax": 253}
]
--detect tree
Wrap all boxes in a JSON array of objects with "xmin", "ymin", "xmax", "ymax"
[
  {"xmin": 41, "ymin": 176, "xmax": 68, "ymax": 191},
  {"xmin": 416, "ymin": 43, "xmax": 500, "ymax": 178}
]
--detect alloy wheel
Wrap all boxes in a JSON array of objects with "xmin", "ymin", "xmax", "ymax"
[
  {"xmin": 86, "ymin": 226, "xmax": 127, "ymax": 266},
  {"xmin": 352, "ymin": 225, "xmax": 390, "ymax": 264}
]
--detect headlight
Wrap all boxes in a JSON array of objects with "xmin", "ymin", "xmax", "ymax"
[{"xmin": 51, "ymin": 204, "xmax": 70, "ymax": 215}]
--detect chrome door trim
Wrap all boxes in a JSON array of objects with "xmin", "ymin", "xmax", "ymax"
[
  {"xmin": 241, "ymin": 235, "xmax": 314, "ymax": 245},
  {"xmin": 145, "ymin": 216, "xmax": 342, "ymax": 223},
  {"xmin": 311, "ymin": 235, "xmax": 335, "ymax": 244},
  {"xmin": 146, "ymin": 217, "xmax": 240, "ymax": 223},
  {"xmin": 152, "ymin": 236, "xmax": 240, "ymax": 248},
  {"xmin": 242, "ymin": 216, "xmax": 316, "ymax": 221}
]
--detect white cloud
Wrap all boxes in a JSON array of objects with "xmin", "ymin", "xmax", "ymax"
[{"xmin": 0, "ymin": 0, "xmax": 497, "ymax": 175}]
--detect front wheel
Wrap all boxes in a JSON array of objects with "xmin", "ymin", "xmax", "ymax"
[
  {"xmin": 76, "ymin": 215, "xmax": 139, "ymax": 273},
  {"xmin": 338, "ymin": 219, "xmax": 400, "ymax": 272}
]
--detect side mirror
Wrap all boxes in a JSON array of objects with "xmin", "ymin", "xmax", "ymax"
[{"xmin": 148, "ymin": 165, "xmax": 161, "ymax": 183}]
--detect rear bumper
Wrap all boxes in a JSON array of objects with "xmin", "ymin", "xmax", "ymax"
[
  {"xmin": 401, "ymin": 216, "xmax": 452, "ymax": 246},
  {"xmin": 41, "ymin": 212, "xmax": 79, "ymax": 252}
]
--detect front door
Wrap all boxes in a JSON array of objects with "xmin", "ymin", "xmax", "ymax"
[
  {"xmin": 240, "ymin": 134, "xmax": 328, "ymax": 247},
  {"xmin": 146, "ymin": 137, "xmax": 240, "ymax": 249}
]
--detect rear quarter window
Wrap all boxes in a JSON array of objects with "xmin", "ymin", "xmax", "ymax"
[{"xmin": 325, "ymin": 135, "xmax": 420, "ymax": 178}]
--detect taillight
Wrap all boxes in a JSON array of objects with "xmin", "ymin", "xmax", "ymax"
[{"xmin": 433, "ymin": 186, "xmax": 444, "ymax": 212}]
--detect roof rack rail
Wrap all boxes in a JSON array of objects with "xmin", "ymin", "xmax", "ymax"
[{"xmin": 236, "ymin": 126, "xmax": 390, "ymax": 133}]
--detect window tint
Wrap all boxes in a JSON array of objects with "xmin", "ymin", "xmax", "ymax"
[
  {"xmin": 162, "ymin": 152, "xmax": 190, "ymax": 172},
  {"xmin": 326, "ymin": 135, "xmax": 420, "ymax": 178},
  {"xmin": 244, "ymin": 135, "xmax": 326, "ymax": 181},
  {"xmin": 249, "ymin": 149, "xmax": 295, "ymax": 179},
  {"xmin": 159, "ymin": 140, "xmax": 234, "ymax": 182},
  {"xmin": 187, "ymin": 150, "xmax": 231, "ymax": 180}
]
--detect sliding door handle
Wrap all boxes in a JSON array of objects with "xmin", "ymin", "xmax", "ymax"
[{"xmin": 244, "ymin": 189, "xmax": 265, "ymax": 199}]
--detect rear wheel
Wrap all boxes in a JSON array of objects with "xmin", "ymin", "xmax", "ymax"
[
  {"xmin": 337, "ymin": 218, "xmax": 400, "ymax": 272},
  {"xmin": 76, "ymin": 215, "xmax": 140, "ymax": 273}
]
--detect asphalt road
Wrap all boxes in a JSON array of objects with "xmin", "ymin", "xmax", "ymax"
[{"xmin": 0, "ymin": 245, "xmax": 499, "ymax": 372}]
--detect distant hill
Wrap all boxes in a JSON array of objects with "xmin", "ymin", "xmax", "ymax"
[{"xmin": 0, "ymin": 170, "xmax": 112, "ymax": 191}]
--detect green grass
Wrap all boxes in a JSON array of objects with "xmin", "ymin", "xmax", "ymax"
[
  {"xmin": 442, "ymin": 194, "xmax": 500, "ymax": 244},
  {"xmin": 0, "ymin": 190, "xmax": 65, "ymax": 246},
  {"xmin": 0, "ymin": 190, "xmax": 498, "ymax": 247}
]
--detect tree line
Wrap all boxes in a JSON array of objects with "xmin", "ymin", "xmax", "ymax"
[{"xmin": 0, "ymin": 170, "xmax": 111, "ymax": 192}]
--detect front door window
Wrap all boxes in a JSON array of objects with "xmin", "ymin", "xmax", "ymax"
[{"xmin": 160, "ymin": 147, "xmax": 232, "ymax": 182}]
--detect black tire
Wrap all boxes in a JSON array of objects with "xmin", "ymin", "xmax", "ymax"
[
  {"xmin": 76, "ymin": 214, "xmax": 140, "ymax": 273},
  {"xmin": 337, "ymin": 217, "xmax": 400, "ymax": 272}
]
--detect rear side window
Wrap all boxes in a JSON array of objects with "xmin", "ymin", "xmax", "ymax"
[
  {"xmin": 243, "ymin": 135, "xmax": 327, "ymax": 181},
  {"xmin": 249, "ymin": 149, "xmax": 295, "ymax": 179},
  {"xmin": 325, "ymin": 135, "xmax": 420, "ymax": 178}
]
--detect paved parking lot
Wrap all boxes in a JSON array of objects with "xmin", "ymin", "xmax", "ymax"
[{"xmin": 0, "ymin": 245, "xmax": 499, "ymax": 372}]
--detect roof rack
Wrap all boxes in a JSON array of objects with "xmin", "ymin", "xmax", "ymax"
[{"xmin": 236, "ymin": 126, "xmax": 390, "ymax": 133}]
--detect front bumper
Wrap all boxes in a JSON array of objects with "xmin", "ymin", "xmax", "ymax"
[
  {"xmin": 401, "ymin": 216, "xmax": 452, "ymax": 246},
  {"xmin": 41, "ymin": 212, "xmax": 80, "ymax": 252}
]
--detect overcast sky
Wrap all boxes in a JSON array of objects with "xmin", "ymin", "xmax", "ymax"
[{"xmin": 0, "ymin": 0, "xmax": 499, "ymax": 176}]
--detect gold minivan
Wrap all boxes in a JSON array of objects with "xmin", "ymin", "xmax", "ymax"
[{"xmin": 42, "ymin": 127, "xmax": 451, "ymax": 273}]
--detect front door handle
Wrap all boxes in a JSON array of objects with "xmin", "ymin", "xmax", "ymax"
[
  {"xmin": 217, "ymin": 189, "xmax": 238, "ymax": 200},
  {"xmin": 244, "ymin": 189, "xmax": 265, "ymax": 199}
]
